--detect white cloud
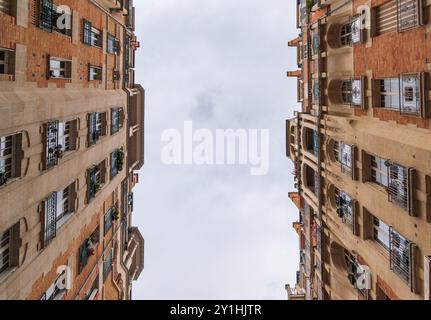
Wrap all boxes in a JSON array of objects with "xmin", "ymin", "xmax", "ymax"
[{"xmin": 132, "ymin": 0, "xmax": 301, "ymax": 299}]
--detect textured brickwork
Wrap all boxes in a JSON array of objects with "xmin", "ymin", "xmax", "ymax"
[
  {"xmin": 0, "ymin": 0, "xmax": 124, "ymax": 88},
  {"xmin": 28, "ymin": 191, "xmax": 116, "ymax": 300}
]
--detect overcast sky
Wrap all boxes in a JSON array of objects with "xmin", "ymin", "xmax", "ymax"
[{"xmin": 132, "ymin": 0, "xmax": 300, "ymax": 300}]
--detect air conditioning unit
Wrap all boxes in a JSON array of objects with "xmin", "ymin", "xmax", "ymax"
[{"xmin": 355, "ymin": 265, "xmax": 371, "ymax": 291}]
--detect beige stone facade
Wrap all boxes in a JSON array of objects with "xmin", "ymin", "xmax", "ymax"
[
  {"xmin": 286, "ymin": 0, "xmax": 431, "ymax": 300},
  {"xmin": 0, "ymin": 0, "xmax": 144, "ymax": 300}
]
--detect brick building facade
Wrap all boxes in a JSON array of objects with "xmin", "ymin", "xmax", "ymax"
[
  {"xmin": 0, "ymin": 0, "xmax": 144, "ymax": 300},
  {"xmin": 286, "ymin": 0, "xmax": 431, "ymax": 300}
]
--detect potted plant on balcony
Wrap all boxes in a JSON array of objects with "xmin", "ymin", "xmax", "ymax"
[
  {"xmin": 116, "ymin": 149, "xmax": 124, "ymax": 171},
  {"xmin": 54, "ymin": 144, "xmax": 64, "ymax": 159},
  {"xmin": 86, "ymin": 238, "xmax": 97, "ymax": 256},
  {"xmin": 111, "ymin": 207, "xmax": 120, "ymax": 221},
  {"xmin": 90, "ymin": 181, "xmax": 101, "ymax": 197}
]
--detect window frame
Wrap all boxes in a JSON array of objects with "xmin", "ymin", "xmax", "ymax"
[
  {"xmin": 88, "ymin": 65, "xmax": 102, "ymax": 81},
  {"xmin": 0, "ymin": 48, "xmax": 15, "ymax": 75},
  {"xmin": 48, "ymin": 56, "xmax": 72, "ymax": 79}
]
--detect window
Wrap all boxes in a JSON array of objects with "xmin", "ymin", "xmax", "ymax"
[
  {"xmin": 377, "ymin": 77, "xmax": 400, "ymax": 110},
  {"xmin": 49, "ymin": 57, "xmax": 72, "ymax": 79},
  {"xmin": 370, "ymin": 155, "xmax": 389, "ymax": 188},
  {"xmin": 88, "ymin": 112, "xmax": 106, "ymax": 146},
  {"xmin": 39, "ymin": 0, "xmax": 72, "ymax": 36},
  {"xmin": 0, "ymin": 0, "xmax": 10, "ymax": 15},
  {"xmin": 373, "ymin": 216, "xmax": 390, "ymax": 251},
  {"xmin": 88, "ymin": 65, "xmax": 102, "ymax": 81},
  {"xmin": 375, "ymin": 0, "xmax": 423, "ymax": 35},
  {"xmin": 43, "ymin": 120, "xmax": 77, "ymax": 169},
  {"xmin": 83, "ymin": 19, "xmax": 102, "ymax": 47},
  {"xmin": 103, "ymin": 250, "xmax": 113, "ymax": 281},
  {"xmin": 397, "ymin": 0, "xmax": 423, "ymax": 32},
  {"xmin": 333, "ymin": 141, "xmax": 353, "ymax": 174},
  {"xmin": 0, "ymin": 133, "xmax": 22, "ymax": 187},
  {"xmin": 0, "ymin": 224, "xmax": 19, "ymax": 275},
  {"xmin": 87, "ymin": 161, "xmax": 106, "ymax": 201},
  {"xmin": 334, "ymin": 188, "xmax": 354, "ymax": 230},
  {"xmin": 389, "ymin": 227, "xmax": 414, "ymax": 283},
  {"xmin": 375, "ymin": 1, "xmax": 398, "ymax": 35},
  {"xmin": 43, "ymin": 182, "xmax": 76, "ymax": 246},
  {"xmin": 341, "ymin": 81, "xmax": 352, "ymax": 104},
  {"xmin": 340, "ymin": 18, "xmax": 362, "ymax": 46},
  {"xmin": 388, "ymin": 162, "xmax": 412, "ymax": 212},
  {"xmin": 111, "ymin": 148, "xmax": 124, "ymax": 179},
  {"xmin": 111, "ymin": 108, "xmax": 122, "ymax": 134},
  {"xmin": 79, "ymin": 227, "xmax": 99, "ymax": 273},
  {"xmin": 376, "ymin": 74, "xmax": 424, "ymax": 116},
  {"xmin": 104, "ymin": 207, "xmax": 116, "ymax": 235},
  {"xmin": 312, "ymin": 30, "xmax": 319, "ymax": 55},
  {"xmin": 400, "ymin": 74, "xmax": 422, "ymax": 115},
  {"xmin": 0, "ymin": 48, "xmax": 14, "ymax": 75},
  {"xmin": 305, "ymin": 128, "xmax": 318, "ymax": 157},
  {"xmin": 107, "ymin": 34, "xmax": 120, "ymax": 55},
  {"xmin": 341, "ymin": 79, "xmax": 363, "ymax": 106},
  {"xmin": 312, "ymin": 79, "xmax": 319, "ymax": 103}
]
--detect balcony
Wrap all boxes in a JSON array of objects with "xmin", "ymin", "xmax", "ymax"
[
  {"xmin": 123, "ymin": 227, "xmax": 145, "ymax": 281},
  {"xmin": 389, "ymin": 227, "xmax": 416, "ymax": 290},
  {"xmin": 87, "ymin": 161, "xmax": 106, "ymax": 201},
  {"xmin": 334, "ymin": 188, "xmax": 357, "ymax": 234},
  {"xmin": 110, "ymin": 148, "xmax": 124, "ymax": 179},
  {"xmin": 43, "ymin": 120, "xmax": 78, "ymax": 170},
  {"xmin": 387, "ymin": 161, "xmax": 415, "ymax": 215},
  {"xmin": 78, "ymin": 227, "xmax": 100, "ymax": 274},
  {"xmin": 87, "ymin": 112, "xmax": 107, "ymax": 146}
]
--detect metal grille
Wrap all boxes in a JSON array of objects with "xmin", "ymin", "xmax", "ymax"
[
  {"xmin": 376, "ymin": 0, "xmax": 398, "ymax": 35},
  {"xmin": 45, "ymin": 121, "xmax": 59, "ymax": 169},
  {"xmin": 397, "ymin": 0, "xmax": 420, "ymax": 32},
  {"xmin": 83, "ymin": 20, "xmax": 92, "ymax": 45},
  {"xmin": 111, "ymin": 108, "xmax": 121, "ymax": 134},
  {"xmin": 335, "ymin": 189, "xmax": 354, "ymax": 230},
  {"xmin": 0, "ymin": 228, "xmax": 10, "ymax": 274},
  {"xmin": 112, "ymin": 149, "xmax": 124, "ymax": 178},
  {"xmin": 44, "ymin": 192, "xmax": 58, "ymax": 245},
  {"xmin": 104, "ymin": 208, "xmax": 114, "ymax": 235},
  {"xmin": 122, "ymin": 179, "xmax": 129, "ymax": 216},
  {"xmin": 400, "ymin": 73, "xmax": 421, "ymax": 115},
  {"xmin": 88, "ymin": 113, "xmax": 102, "ymax": 145},
  {"xmin": 88, "ymin": 166, "xmax": 101, "ymax": 200},
  {"xmin": 339, "ymin": 142, "xmax": 353, "ymax": 174},
  {"xmin": 40, "ymin": 0, "xmax": 53, "ymax": 31},
  {"xmin": 389, "ymin": 227, "xmax": 412, "ymax": 283},
  {"xmin": 387, "ymin": 162, "xmax": 409, "ymax": 211},
  {"xmin": 0, "ymin": 135, "xmax": 13, "ymax": 186}
]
